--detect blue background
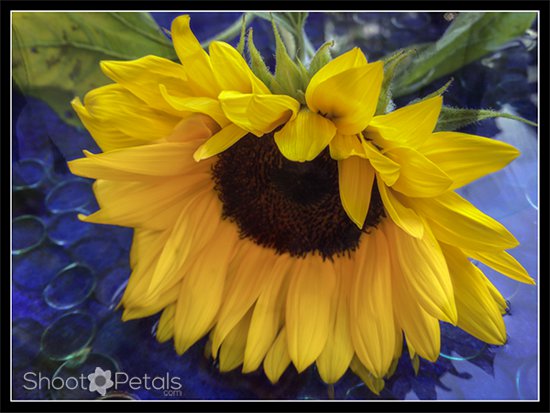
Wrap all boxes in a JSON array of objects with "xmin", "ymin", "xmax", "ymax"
[{"xmin": 11, "ymin": 12, "xmax": 539, "ymax": 400}]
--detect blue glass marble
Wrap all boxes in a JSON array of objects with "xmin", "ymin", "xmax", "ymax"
[
  {"xmin": 43, "ymin": 264, "xmax": 96, "ymax": 310},
  {"xmin": 12, "ymin": 215, "xmax": 46, "ymax": 255},
  {"xmin": 40, "ymin": 311, "xmax": 96, "ymax": 361},
  {"xmin": 70, "ymin": 237, "xmax": 123, "ymax": 273},
  {"xmin": 45, "ymin": 179, "xmax": 94, "ymax": 213},
  {"xmin": 13, "ymin": 159, "xmax": 48, "ymax": 190},
  {"xmin": 94, "ymin": 266, "xmax": 129, "ymax": 309},
  {"xmin": 12, "ymin": 318, "xmax": 44, "ymax": 369},
  {"xmin": 47, "ymin": 210, "xmax": 92, "ymax": 246},
  {"xmin": 51, "ymin": 352, "xmax": 120, "ymax": 400},
  {"xmin": 13, "ymin": 242, "xmax": 72, "ymax": 290}
]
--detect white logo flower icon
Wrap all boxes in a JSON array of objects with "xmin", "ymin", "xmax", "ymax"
[{"xmin": 87, "ymin": 367, "xmax": 114, "ymax": 396}]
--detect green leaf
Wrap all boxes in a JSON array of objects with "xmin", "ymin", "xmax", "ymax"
[
  {"xmin": 435, "ymin": 106, "xmax": 537, "ymax": 132},
  {"xmin": 13, "ymin": 12, "xmax": 177, "ymax": 128},
  {"xmin": 392, "ymin": 12, "xmax": 537, "ymax": 97}
]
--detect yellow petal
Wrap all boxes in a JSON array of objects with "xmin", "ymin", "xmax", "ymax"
[
  {"xmin": 441, "ymin": 244, "xmax": 507, "ymax": 344},
  {"xmin": 384, "ymin": 218, "xmax": 458, "ymax": 325},
  {"xmin": 122, "ymin": 289, "xmax": 180, "ymax": 320},
  {"xmin": 167, "ymin": 113, "xmax": 220, "ymax": 143},
  {"xmin": 171, "ymin": 15, "xmax": 220, "ymax": 98},
  {"xmin": 384, "ymin": 147, "xmax": 453, "ymax": 197},
  {"xmin": 71, "ymin": 98, "xmax": 142, "ymax": 152},
  {"xmin": 479, "ymin": 272, "xmax": 509, "ymax": 314},
  {"xmin": 389, "ymin": 238, "xmax": 441, "ymax": 362},
  {"xmin": 369, "ymin": 96, "xmax": 442, "ymax": 148},
  {"xmin": 420, "ymin": 131, "xmax": 521, "ymax": 190},
  {"xmin": 122, "ymin": 229, "xmax": 170, "ymax": 307},
  {"xmin": 219, "ymin": 91, "xmax": 299, "ymax": 136},
  {"xmin": 329, "ymin": 133, "xmax": 367, "ymax": 160},
  {"xmin": 81, "ymin": 174, "xmax": 211, "ymax": 230},
  {"xmin": 263, "ymin": 328, "xmax": 291, "ymax": 384},
  {"xmin": 211, "ymin": 240, "xmax": 276, "ymax": 357},
  {"xmin": 209, "ymin": 41, "xmax": 270, "ymax": 94},
  {"xmin": 362, "ymin": 140, "xmax": 400, "ymax": 186},
  {"xmin": 410, "ymin": 191, "xmax": 520, "ymax": 251},
  {"xmin": 307, "ymin": 62, "xmax": 384, "ymax": 135},
  {"xmin": 173, "ymin": 221, "xmax": 238, "ymax": 355},
  {"xmin": 315, "ymin": 259, "xmax": 354, "ymax": 384},
  {"xmin": 171, "ymin": 15, "xmax": 204, "ymax": 60},
  {"xmin": 377, "ymin": 176, "xmax": 424, "ymax": 239},
  {"xmin": 129, "ymin": 227, "xmax": 166, "ymax": 269},
  {"xmin": 68, "ymin": 141, "xmax": 203, "ymax": 181},
  {"xmin": 286, "ymin": 256, "xmax": 336, "ymax": 372},
  {"xmin": 160, "ymin": 85, "xmax": 229, "ymax": 127},
  {"xmin": 463, "ymin": 249, "xmax": 535, "ymax": 284},
  {"xmin": 243, "ymin": 255, "xmax": 292, "ymax": 373},
  {"xmin": 81, "ymin": 84, "xmax": 181, "ymax": 141},
  {"xmin": 156, "ymin": 303, "xmax": 176, "ymax": 343},
  {"xmin": 147, "ymin": 191, "xmax": 222, "ymax": 296},
  {"xmin": 338, "ymin": 157, "xmax": 375, "ymax": 228},
  {"xmin": 100, "ymin": 56, "xmax": 190, "ymax": 115},
  {"xmin": 274, "ymin": 109, "xmax": 337, "ymax": 162},
  {"xmin": 218, "ymin": 310, "xmax": 252, "ymax": 373},
  {"xmin": 193, "ymin": 124, "xmax": 248, "ymax": 161},
  {"xmin": 306, "ymin": 48, "xmax": 368, "ymax": 104},
  {"xmin": 350, "ymin": 230, "xmax": 396, "ymax": 378}
]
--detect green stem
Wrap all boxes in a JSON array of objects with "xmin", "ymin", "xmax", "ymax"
[{"xmin": 200, "ymin": 13, "xmax": 254, "ymax": 49}]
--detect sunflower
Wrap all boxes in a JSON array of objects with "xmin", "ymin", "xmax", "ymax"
[{"xmin": 68, "ymin": 15, "xmax": 534, "ymax": 394}]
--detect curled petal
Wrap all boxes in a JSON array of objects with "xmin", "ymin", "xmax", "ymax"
[
  {"xmin": 370, "ymin": 96, "xmax": 442, "ymax": 148},
  {"xmin": 209, "ymin": 41, "xmax": 270, "ymax": 94},
  {"xmin": 384, "ymin": 146, "xmax": 453, "ymax": 198},
  {"xmin": 307, "ymin": 61, "xmax": 384, "ymax": 135},
  {"xmin": 193, "ymin": 124, "xmax": 248, "ymax": 161},
  {"xmin": 171, "ymin": 15, "xmax": 220, "ymax": 98},
  {"xmin": 329, "ymin": 133, "xmax": 367, "ymax": 160},
  {"xmin": 100, "ymin": 56, "xmax": 190, "ymax": 115},
  {"xmin": 377, "ymin": 176, "xmax": 424, "ymax": 239},
  {"xmin": 274, "ymin": 109, "xmax": 337, "ymax": 162},
  {"xmin": 306, "ymin": 48, "xmax": 368, "ymax": 103},
  {"xmin": 219, "ymin": 91, "xmax": 299, "ymax": 136}
]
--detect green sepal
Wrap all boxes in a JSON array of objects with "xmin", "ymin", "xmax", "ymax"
[
  {"xmin": 236, "ymin": 14, "xmax": 247, "ymax": 55},
  {"xmin": 408, "ymin": 78, "xmax": 454, "ymax": 105},
  {"xmin": 271, "ymin": 19, "xmax": 308, "ymax": 101},
  {"xmin": 411, "ymin": 354, "xmax": 420, "ymax": 375},
  {"xmin": 252, "ymin": 12, "xmax": 312, "ymax": 61},
  {"xmin": 246, "ymin": 28, "xmax": 275, "ymax": 90},
  {"xmin": 435, "ymin": 106, "xmax": 537, "ymax": 132},
  {"xmin": 308, "ymin": 40, "xmax": 334, "ymax": 77},
  {"xmin": 375, "ymin": 49, "xmax": 416, "ymax": 115},
  {"xmin": 385, "ymin": 357, "xmax": 400, "ymax": 379}
]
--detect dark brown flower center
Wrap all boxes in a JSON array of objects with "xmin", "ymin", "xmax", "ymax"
[{"xmin": 212, "ymin": 133, "xmax": 384, "ymax": 258}]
